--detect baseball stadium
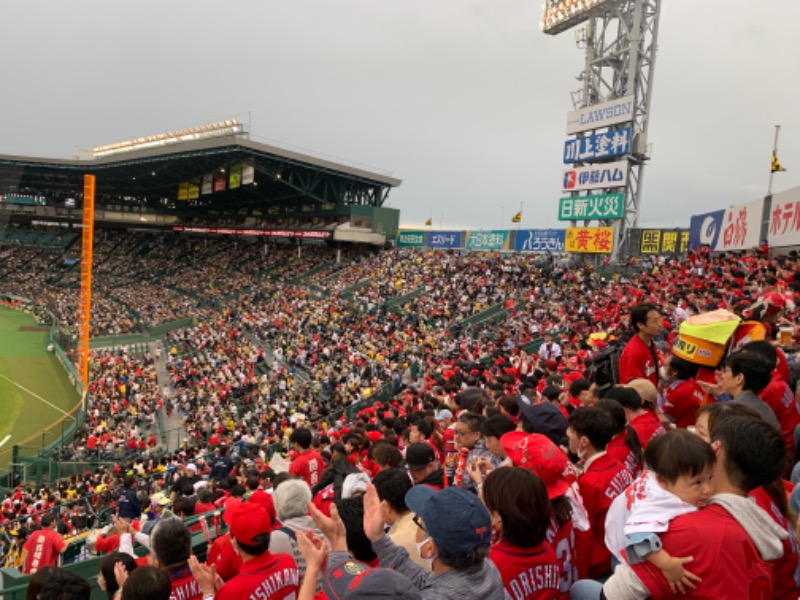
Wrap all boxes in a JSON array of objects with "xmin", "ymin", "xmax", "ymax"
[{"xmin": 1, "ymin": 1, "xmax": 798, "ymax": 599}]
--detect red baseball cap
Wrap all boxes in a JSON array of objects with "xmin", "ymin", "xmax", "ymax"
[
  {"xmin": 500, "ymin": 431, "xmax": 569, "ymax": 499},
  {"xmin": 228, "ymin": 503, "xmax": 272, "ymax": 544}
]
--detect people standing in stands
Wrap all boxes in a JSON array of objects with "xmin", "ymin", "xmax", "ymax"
[{"xmin": 618, "ymin": 303, "xmax": 662, "ymax": 386}]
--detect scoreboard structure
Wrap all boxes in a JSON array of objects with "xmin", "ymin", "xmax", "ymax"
[{"xmin": 544, "ymin": 0, "xmax": 663, "ymax": 259}]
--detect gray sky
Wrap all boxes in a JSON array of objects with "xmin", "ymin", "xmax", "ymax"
[{"xmin": 1, "ymin": 1, "xmax": 798, "ymax": 230}]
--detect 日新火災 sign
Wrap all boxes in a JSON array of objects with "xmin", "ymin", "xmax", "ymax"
[{"xmin": 558, "ymin": 193, "xmax": 624, "ymax": 221}]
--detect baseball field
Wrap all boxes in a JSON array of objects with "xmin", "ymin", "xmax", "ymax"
[{"xmin": 0, "ymin": 305, "xmax": 80, "ymax": 468}]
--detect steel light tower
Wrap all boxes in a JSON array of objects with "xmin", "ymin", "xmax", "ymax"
[{"xmin": 543, "ymin": 0, "xmax": 662, "ymax": 259}]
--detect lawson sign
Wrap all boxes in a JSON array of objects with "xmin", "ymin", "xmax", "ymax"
[{"xmin": 566, "ymin": 95, "xmax": 634, "ymax": 135}]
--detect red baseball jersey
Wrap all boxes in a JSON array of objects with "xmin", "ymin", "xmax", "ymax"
[
  {"xmin": 630, "ymin": 504, "xmax": 774, "ymax": 599},
  {"xmin": 288, "ymin": 449, "xmax": 325, "ymax": 488},
  {"xmin": 489, "ymin": 539, "xmax": 561, "ymax": 600},
  {"xmin": 750, "ymin": 487, "xmax": 800, "ymax": 600},
  {"xmin": 662, "ymin": 379, "xmax": 704, "ymax": 429},
  {"xmin": 206, "ymin": 532, "xmax": 243, "ymax": 582},
  {"xmin": 628, "ymin": 411, "xmax": 665, "ymax": 450},
  {"xmin": 759, "ymin": 375, "xmax": 800, "ymax": 454},
  {"xmin": 216, "ymin": 551, "xmax": 299, "ymax": 600},
  {"xmin": 546, "ymin": 515, "xmax": 579, "ymax": 599},
  {"xmin": 618, "ymin": 335, "xmax": 658, "ymax": 386},
  {"xmin": 23, "ymin": 528, "xmax": 65, "ymax": 574},
  {"xmin": 606, "ymin": 431, "xmax": 642, "ymax": 479},
  {"xmin": 577, "ymin": 453, "xmax": 633, "ymax": 578}
]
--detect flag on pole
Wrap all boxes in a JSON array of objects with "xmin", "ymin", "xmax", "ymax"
[
  {"xmin": 772, "ymin": 151, "xmax": 786, "ymax": 173},
  {"xmin": 425, "ymin": 218, "xmax": 432, "ymax": 226},
  {"xmin": 511, "ymin": 211, "xmax": 522, "ymax": 223}
]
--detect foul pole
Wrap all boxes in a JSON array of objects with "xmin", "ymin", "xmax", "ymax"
[{"xmin": 77, "ymin": 175, "xmax": 95, "ymax": 405}]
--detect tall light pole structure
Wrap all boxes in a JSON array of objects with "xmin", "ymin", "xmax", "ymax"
[{"xmin": 543, "ymin": 0, "xmax": 662, "ymax": 259}]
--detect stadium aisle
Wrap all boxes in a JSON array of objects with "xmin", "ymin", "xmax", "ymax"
[{"xmin": 150, "ymin": 340, "xmax": 187, "ymax": 451}]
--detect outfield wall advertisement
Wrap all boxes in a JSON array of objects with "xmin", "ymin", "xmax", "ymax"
[{"xmin": 767, "ymin": 186, "xmax": 800, "ymax": 247}]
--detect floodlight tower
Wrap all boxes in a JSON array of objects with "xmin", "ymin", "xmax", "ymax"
[{"xmin": 543, "ymin": 0, "xmax": 662, "ymax": 259}]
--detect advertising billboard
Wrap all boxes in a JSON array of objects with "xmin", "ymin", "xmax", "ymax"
[
  {"xmin": 565, "ymin": 227, "xmax": 614, "ymax": 254},
  {"xmin": 514, "ymin": 229, "xmax": 566, "ymax": 252},
  {"xmin": 566, "ymin": 96, "xmax": 634, "ymax": 135},
  {"xmin": 465, "ymin": 230, "xmax": 509, "ymax": 251},
  {"xmin": 563, "ymin": 128, "xmax": 631, "ymax": 163},
  {"xmin": 558, "ymin": 193, "xmax": 624, "ymax": 221},
  {"xmin": 397, "ymin": 231, "xmax": 425, "ymax": 247},
  {"xmin": 562, "ymin": 161, "xmax": 627, "ymax": 192},
  {"xmin": 767, "ymin": 186, "xmax": 800, "ymax": 247},
  {"xmin": 715, "ymin": 199, "xmax": 764, "ymax": 252},
  {"xmin": 688, "ymin": 210, "xmax": 725, "ymax": 251},
  {"xmin": 428, "ymin": 231, "xmax": 462, "ymax": 249},
  {"xmin": 638, "ymin": 229, "xmax": 690, "ymax": 255}
]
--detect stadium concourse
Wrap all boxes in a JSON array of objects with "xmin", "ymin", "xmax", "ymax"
[{"xmin": 0, "ymin": 232, "xmax": 799, "ymax": 598}]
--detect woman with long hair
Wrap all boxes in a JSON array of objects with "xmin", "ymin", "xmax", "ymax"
[{"xmin": 483, "ymin": 467, "xmax": 562, "ymax": 600}]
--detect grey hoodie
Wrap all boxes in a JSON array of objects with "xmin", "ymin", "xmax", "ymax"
[{"xmin": 603, "ymin": 493, "xmax": 787, "ymax": 599}]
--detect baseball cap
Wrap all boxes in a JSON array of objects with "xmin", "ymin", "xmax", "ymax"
[
  {"xmin": 435, "ymin": 409, "xmax": 453, "ymax": 421},
  {"xmin": 516, "ymin": 395, "xmax": 568, "ymax": 446},
  {"xmin": 186, "ymin": 463, "xmax": 197, "ymax": 472},
  {"xmin": 405, "ymin": 486, "xmax": 491, "ymax": 557},
  {"xmin": 500, "ymin": 431, "xmax": 569, "ymax": 499},
  {"xmin": 323, "ymin": 559, "xmax": 421, "ymax": 599},
  {"xmin": 228, "ymin": 502, "xmax": 272, "ymax": 545},
  {"xmin": 151, "ymin": 493, "xmax": 171, "ymax": 507},
  {"xmin": 404, "ymin": 443, "xmax": 435, "ymax": 470},
  {"xmin": 541, "ymin": 385, "xmax": 563, "ymax": 401}
]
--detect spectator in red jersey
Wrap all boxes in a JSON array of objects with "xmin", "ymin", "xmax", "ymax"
[
  {"xmin": 605, "ymin": 385, "xmax": 664, "ymax": 450},
  {"xmin": 567, "ymin": 407, "xmax": 633, "ymax": 579},
  {"xmin": 483, "ymin": 467, "xmax": 561, "ymax": 600},
  {"xmin": 22, "ymin": 513, "xmax": 65, "ymax": 574},
  {"xmin": 568, "ymin": 379, "xmax": 593, "ymax": 409},
  {"xmin": 744, "ymin": 340, "xmax": 800, "ymax": 465},
  {"xmin": 189, "ymin": 503, "xmax": 299, "ymax": 600},
  {"xmin": 204, "ymin": 505, "xmax": 243, "ymax": 583},
  {"xmin": 661, "ymin": 355, "xmax": 704, "ymax": 429},
  {"xmin": 573, "ymin": 416, "xmax": 788, "ymax": 600},
  {"xmin": 288, "ymin": 428, "xmax": 325, "ymax": 489},
  {"xmin": 499, "ymin": 431, "xmax": 586, "ymax": 597},
  {"xmin": 595, "ymin": 397, "xmax": 643, "ymax": 479},
  {"xmin": 618, "ymin": 303, "xmax": 662, "ymax": 386}
]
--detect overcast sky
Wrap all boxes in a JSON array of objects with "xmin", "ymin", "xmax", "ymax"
[{"xmin": 1, "ymin": 1, "xmax": 798, "ymax": 230}]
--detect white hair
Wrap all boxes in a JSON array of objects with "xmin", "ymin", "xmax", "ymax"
[{"xmin": 273, "ymin": 478, "xmax": 312, "ymax": 520}]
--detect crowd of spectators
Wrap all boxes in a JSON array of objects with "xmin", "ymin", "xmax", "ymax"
[{"xmin": 1, "ymin": 230, "xmax": 800, "ymax": 598}]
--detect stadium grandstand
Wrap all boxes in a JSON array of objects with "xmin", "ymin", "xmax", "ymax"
[
  {"xmin": 0, "ymin": 119, "xmax": 402, "ymax": 246},
  {"xmin": 0, "ymin": 123, "xmax": 798, "ymax": 599}
]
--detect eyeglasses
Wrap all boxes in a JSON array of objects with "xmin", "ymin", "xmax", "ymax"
[
  {"xmin": 413, "ymin": 514, "xmax": 427, "ymax": 533},
  {"xmin": 454, "ymin": 429, "xmax": 477, "ymax": 437}
]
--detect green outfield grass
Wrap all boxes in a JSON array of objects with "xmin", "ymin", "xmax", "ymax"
[{"xmin": 0, "ymin": 306, "xmax": 80, "ymax": 466}]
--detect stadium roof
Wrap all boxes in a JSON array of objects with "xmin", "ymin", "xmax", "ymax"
[{"xmin": 0, "ymin": 135, "xmax": 401, "ymax": 215}]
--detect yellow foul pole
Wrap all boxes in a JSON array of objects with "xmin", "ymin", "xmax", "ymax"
[{"xmin": 78, "ymin": 175, "xmax": 95, "ymax": 404}]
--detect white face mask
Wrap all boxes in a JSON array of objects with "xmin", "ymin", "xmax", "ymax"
[{"xmin": 415, "ymin": 537, "xmax": 437, "ymax": 570}]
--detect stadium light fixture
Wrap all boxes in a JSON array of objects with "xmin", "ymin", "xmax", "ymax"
[
  {"xmin": 92, "ymin": 119, "xmax": 244, "ymax": 158},
  {"xmin": 540, "ymin": 0, "xmax": 621, "ymax": 35}
]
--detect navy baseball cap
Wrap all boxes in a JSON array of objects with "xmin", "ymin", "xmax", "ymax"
[
  {"xmin": 405, "ymin": 485, "xmax": 491, "ymax": 557},
  {"xmin": 323, "ymin": 559, "xmax": 421, "ymax": 599}
]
